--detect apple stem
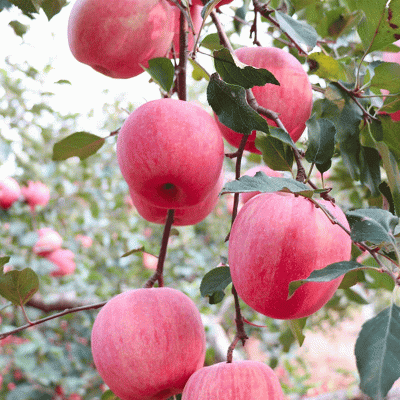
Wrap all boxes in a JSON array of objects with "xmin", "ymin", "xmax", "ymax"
[
  {"xmin": 226, "ymin": 285, "xmax": 248, "ymax": 363},
  {"xmin": 143, "ymin": 209, "xmax": 175, "ymax": 288},
  {"xmin": 177, "ymin": 11, "xmax": 188, "ymax": 101}
]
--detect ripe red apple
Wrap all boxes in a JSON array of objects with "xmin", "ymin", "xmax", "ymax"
[
  {"xmin": 182, "ymin": 360, "xmax": 285, "ymax": 400},
  {"xmin": 21, "ymin": 181, "xmax": 50, "ymax": 212},
  {"xmin": 382, "ymin": 40, "xmax": 400, "ymax": 121},
  {"xmin": 0, "ymin": 177, "xmax": 21, "ymax": 209},
  {"xmin": 228, "ymin": 192, "xmax": 352, "ymax": 319},
  {"xmin": 91, "ymin": 287, "xmax": 206, "ymax": 400},
  {"xmin": 75, "ymin": 234, "xmax": 93, "ymax": 248},
  {"xmin": 68, "ymin": 0, "xmax": 177, "ymax": 79},
  {"xmin": 33, "ymin": 227, "xmax": 63, "ymax": 256},
  {"xmin": 215, "ymin": 46, "xmax": 313, "ymax": 154},
  {"xmin": 130, "ymin": 170, "xmax": 223, "ymax": 225},
  {"xmin": 117, "ymin": 98, "xmax": 224, "ymax": 209},
  {"xmin": 240, "ymin": 165, "xmax": 283, "ymax": 204},
  {"xmin": 45, "ymin": 249, "xmax": 76, "ymax": 277}
]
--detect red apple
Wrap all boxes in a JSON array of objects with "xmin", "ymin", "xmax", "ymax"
[
  {"xmin": 0, "ymin": 177, "xmax": 21, "ymax": 209},
  {"xmin": 46, "ymin": 249, "xmax": 76, "ymax": 277},
  {"xmin": 21, "ymin": 181, "xmax": 50, "ymax": 212},
  {"xmin": 117, "ymin": 98, "xmax": 224, "ymax": 209},
  {"xmin": 75, "ymin": 234, "xmax": 93, "ymax": 248},
  {"xmin": 33, "ymin": 227, "xmax": 63, "ymax": 256},
  {"xmin": 130, "ymin": 170, "xmax": 223, "ymax": 225},
  {"xmin": 182, "ymin": 360, "xmax": 285, "ymax": 400},
  {"xmin": 240, "ymin": 165, "xmax": 283, "ymax": 204},
  {"xmin": 68, "ymin": 0, "xmax": 177, "ymax": 79},
  {"xmin": 228, "ymin": 192, "xmax": 352, "ymax": 319},
  {"xmin": 143, "ymin": 252, "xmax": 158, "ymax": 270},
  {"xmin": 215, "ymin": 46, "xmax": 313, "ymax": 153},
  {"xmin": 91, "ymin": 287, "xmax": 206, "ymax": 400},
  {"xmin": 382, "ymin": 40, "xmax": 400, "ymax": 121}
]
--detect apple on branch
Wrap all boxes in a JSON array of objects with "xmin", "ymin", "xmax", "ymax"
[
  {"xmin": 0, "ymin": 177, "xmax": 21, "ymax": 209},
  {"xmin": 45, "ymin": 249, "xmax": 76, "ymax": 277},
  {"xmin": 33, "ymin": 227, "xmax": 63, "ymax": 256},
  {"xmin": 228, "ymin": 192, "xmax": 352, "ymax": 319},
  {"xmin": 117, "ymin": 98, "xmax": 224, "ymax": 209},
  {"xmin": 91, "ymin": 287, "xmax": 206, "ymax": 400},
  {"xmin": 21, "ymin": 181, "xmax": 50, "ymax": 213},
  {"xmin": 215, "ymin": 46, "xmax": 313, "ymax": 153}
]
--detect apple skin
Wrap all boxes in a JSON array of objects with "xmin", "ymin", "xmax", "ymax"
[
  {"xmin": 45, "ymin": 249, "xmax": 76, "ymax": 277},
  {"xmin": 182, "ymin": 360, "xmax": 285, "ymax": 400},
  {"xmin": 228, "ymin": 192, "xmax": 352, "ymax": 319},
  {"xmin": 68, "ymin": 0, "xmax": 176, "ymax": 79},
  {"xmin": 21, "ymin": 181, "xmax": 50, "ymax": 212},
  {"xmin": 117, "ymin": 98, "xmax": 224, "ymax": 209},
  {"xmin": 215, "ymin": 46, "xmax": 313, "ymax": 154},
  {"xmin": 130, "ymin": 170, "xmax": 223, "ymax": 225},
  {"xmin": 33, "ymin": 228, "xmax": 63, "ymax": 256},
  {"xmin": 382, "ymin": 40, "xmax": 400, "ymax": 121},
  {"xmin": 91, "ymin": 287, "xmax": 206, "ymax": 400},
  {"xmin": 0, "ymin": 177, "xmax": 21, "ymax": 209},
  {"xmin": 240, "ymin": 165, "xmax": 283, "ymax": 204}
]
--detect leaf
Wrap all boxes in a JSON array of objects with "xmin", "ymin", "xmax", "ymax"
[
  {"xmin": 371, "ymin": 62, "xmax": 400, "ymax": 93},
  {"xmin": 200, "ymin": 266, "xmax": 232, "ymax": 304},
  {"xmin": 0, "ymin": 256, "xmax": 10, "ymax": 270},
  {"xmin": 41, "ymin": 0, "xmax": 67, "ymax": 20},
  {"xmin": 0, "ymin": 0, "xmax": 13, "ymax": 11},
  {"xmin": 54, "ymin": 79, "xmax": 71, "ymax": 85},
  {"xmin": 7, "ymin": 0, "xmax": 40, "ymax": 16},
  {"xmin": 359, "ymin": 146, "xmax": 382, "ymax": 198},
  {"xmin": 101, "ymin": 390, "xmax": 122, "ymax": 400},
  {"xmin": 378, "ymin": 114, "xmax": 400, "ymax": 160},
  {"xmin": 0, "ymin": 268, "xmax": 39, "ymax": 306},
  {"xmin": 338, "ymin": 269, "xmax": 366, "ymax": 289},
  {"xmin": 200, "ymin": 33, "xmax": 224, "ymax": 51},
  {"xmin": 143, "ymin": 58, "xmax": 175, "ymax": 92},
  {"xmin": 189, "ymin": 59, "xmax": 209, "ymax": 81},
  {"xmin": 275, "ymin": 11, "xmax": 318, "ymax": 48},
  {"xmin": 346, "ymin": 208, "xmax": 399, "ymax": 247},
  {"xmin": 52, "ymin": 132, "xmax": 105, "ymax": 161},
  {"xmin": 343, "ymin": 287, "xmax": 369, "ymax": 304},
  {"xmin": 8, "ymin": 20, "xmax": 28, "ymax": 37},
  {"xmin": 355, "ymin": 304, "xmax": 400, "ymax": 400},
  {"xmin": 222, "ymin": 172, "xmax": 321, "ymax": 198},
  {"xmin": 213, "ymin": 48, "xmax": 280, "ymax": 89},
  {"xmin": 288, "ymin": 260, "xmax": 367, "ymax": 298},
  {"xmin": 287, "ymin": 318, "xmax": 307, "ymax": 346},
  {"xmin": 308, "ymin": 52, "xmax": 348, "ymax": 81},
  {"xmin": 305, "ymin": 116, "xmax": 336, "ymax": 166},
  {"xmin": 255, "ymin": 134, "xmax": 294, "ymax": 172},
  {"xmin": 207, "ymin": 73, "xmax": 271, "ymax": 135},
  {"xmin": 121, "ymin": 246, "xmax": 145, "ymax": 258}
]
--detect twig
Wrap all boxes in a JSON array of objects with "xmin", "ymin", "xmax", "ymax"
[
  {"xmin": 177, "ymin": 11, "xmax": 189, "ymax": 101},
  {"xmin": 210, "ymin": 10, "xmax": 235, "ymax": 52}
]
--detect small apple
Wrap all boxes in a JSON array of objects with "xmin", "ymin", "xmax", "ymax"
[
  {"xmin": 75, "ymin": 234, "xmax": 93, "ymax": 248},
  {"xmin": 33, "ymin": 228, "xmax": 63, "ymax": 256},
  {"xmin": 143, "ymin": 252, "xmax": 158, "ymax": 270},
  {"xmin": 228, "ymin": 192, "xmax": 352, "ymax": 319},
  {"xmin": 181, "ymin": 360, "xmax": 285, "ymax": 400},
  {"xmin": 45, "ymin": 249, "xmax": 76, "ymax": 277},
  {"xmin": 240, "ymin": 165, "xmax": 283, "ymax": 204},
  {"xmin": 215, "ymin": 46, "xmax": 313, "ymax": 153},
  {"xmin": 68, "ymin": 0, "xmax": 177, "ymax": 79},
  {"xmin": 117, "ymin": 98, "xmax": 224, "ymax": 209},
  {"xmin": 0, "ymin": 177, "xmax": 21, "ymax": 209},
  {"xmin": 91, "ymin": 287, "xmax": 206, "ymax": 400},
  {"xmin": 21, "ymin": 181, "xmax": 50, "ymax": 212},
  {"xmin": 130, "ymin": 170, "xmax": 223, "ymax": 225}
]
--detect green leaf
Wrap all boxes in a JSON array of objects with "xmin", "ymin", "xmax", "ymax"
[
  {"xmin": 222, "ymin": 172, "xmax": 321, "ymax": 198},
  {"xmin": 305, "ymin": 116, "xmax": 336, "ymax": 166},
  {"xmin": 255, "ymin": 134, "xmax": 294, "ymax": 172},
  {"xmin": 200, "ymin": 266, "xmax": 232, "ymax": 304},
  {"xmin": 0, "ymin": 268, "xmax": 39, "ymax": 306},
  {"xmin": 7, "ymin": 0, "xmax": 40, "ymax": 16},
  {"xmin": 143, "ymin": 57, "xmax": 175, "ymax": 92},
  {"xmin": 0, "ymin": 0, "xmax": 13, "ymax": 11},
  {"xmin": 189, "ymin": 59, "xmax": 209, "ymax": 81},
  {"xmin": 288, "ymin": 260, "xmax": 366, "ymax": 298},
  {"xmin": 213, "ymin": 48, "xmax": 280, "ymax": 89},
  {"xmin": 233, "ymin": 5, "xmax": 246, "ymax": 34},
  {"xmin": 355, "ymin": 304, "xmax": 400, "ymax": 400},
  {"xmin": 338, "ymin": 269, "xmax": 366, "ymax": 289},
  {"xmin": 54, "ymin": 79, "xmax": 71, "ymax": 85},
  {"xmin": 371, "ymin": 62, "xmax": 400, "ymax": 93},
  {"xmin": 0, "ymin": 257, "xmax": 10, "ymax": 270},
  {"xmin": 41, "ymin": 0, "xmax": 67, "ymax": 20},
  {"xmin": 359, "ymin": 146, "xmax": 382, "ymax": 198},
  {"xmin": 378, "ymin": 114, "xmax": 400, "ymax": 160},
  {"xmin": 308, "ymin": 52, "xmax": 348, "ymax": 81},
  {"xmin": 343, "ymin": 287, "xmax": 369, "ymax": 304},
  {"xmin": 101, "ymin": 390, "xmax": 121, "ymax": 400},
  {"xmin": 121, "ymin": 246, "xmax": 145, "ymax": 258},
  {"xmin": 8, "ymin": 20, "xmax": 28, "ymax": 37},
  {"xmin": 287, "ymin": 318, "xmax": 307, "ymax": 346},
  {"xmin": 200, "ymin": 32, "xmax": 223, "ymax": 51},
  {"xmin": 207, "ymin": 73, "xmax": 271, "ymax": 135},
  {"xmin": 52, "ymin": 132, "xmax": 105, "ymax": 161},
  {"xmin": 275, "ymin": 11, "xmax": 318, "ymax": 48},
  {"xmin": 346, "ymin": 208, "xmax": 399, "ymax": 247}
]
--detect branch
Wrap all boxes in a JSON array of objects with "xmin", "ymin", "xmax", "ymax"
[
  {"xmin": 210, "ymin": 10, "xmax": 235, "ymax": 53},
  {"xmin": 26, "ymin": 297, "xmax": 85, "ymax": 312},
  {"xmin": 177, "ymin": 11, "xmax": 189, "ymax": 101}
]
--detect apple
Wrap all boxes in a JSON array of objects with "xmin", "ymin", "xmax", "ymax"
[
  {"xmin": 45, "ymin": 249, "xmax": 76, "ymax": 277},
  {"xmin": 143, "ymin": 252, "xmax": 158, "ymax": 270},
  {"xmin": 33, "ymin": 227, "xmax": 63, "ymax": 256},
  {"xmin": 0, "ymin": 177, "xmax": 21, "ymax": 209},
  {"xmin": 130, "ymin": 170, "xmax": 223, "ymax": 225},
  {"xmin": 117, "ymin": 98, "xmax": 224, "ymax": 209},
  {"xmin": 240, "ymin": 165, "xmax": 283, "ymax": 204},
  {"xmin": 68, "ymin": 0, "xmax": 177, "ymax": 79},
  {"xmin": 382, "ymin": 40, "xmax": 400, "ymax": 121},
  {"xmin": 228, "ymin": 192, "xmax": 352, "ymax": 319},
  {"xmin": 75, "ymin": 234, "xmax": 93, "ymax": 248},
  {"xmin": 21, "ymin": 181, "xmax": 50, "ymax": 212},
  {"xmin": 181, "ymin": 360, "xmax": 285, "ymax": 400},
  {"xmin": 91, "ymin": 287, "xmax": 206, "ymax": 400},
  {"xmin": 215, "ymin": 46, "xmax": 313, "ymax": 153}
]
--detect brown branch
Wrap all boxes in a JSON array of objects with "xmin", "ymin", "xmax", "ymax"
[
  {"xmin": 26, "ymin": 297, "xmax": 84, "ymax": 312},
  {"xmin": 144, "ymin": 209, "xmax": 175, "ymax": 288},
  {"xmin": 177, "ymin": 11, "xmax": 189, "ymax": 101},
  {"xmin": 210, "ymin": 10, "xmax": 234, "ymax": 52}
]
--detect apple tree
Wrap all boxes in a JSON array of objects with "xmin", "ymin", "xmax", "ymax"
[{"xmin": 1, "ymin": 0, "xmax": 400, "ymax": 399}]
